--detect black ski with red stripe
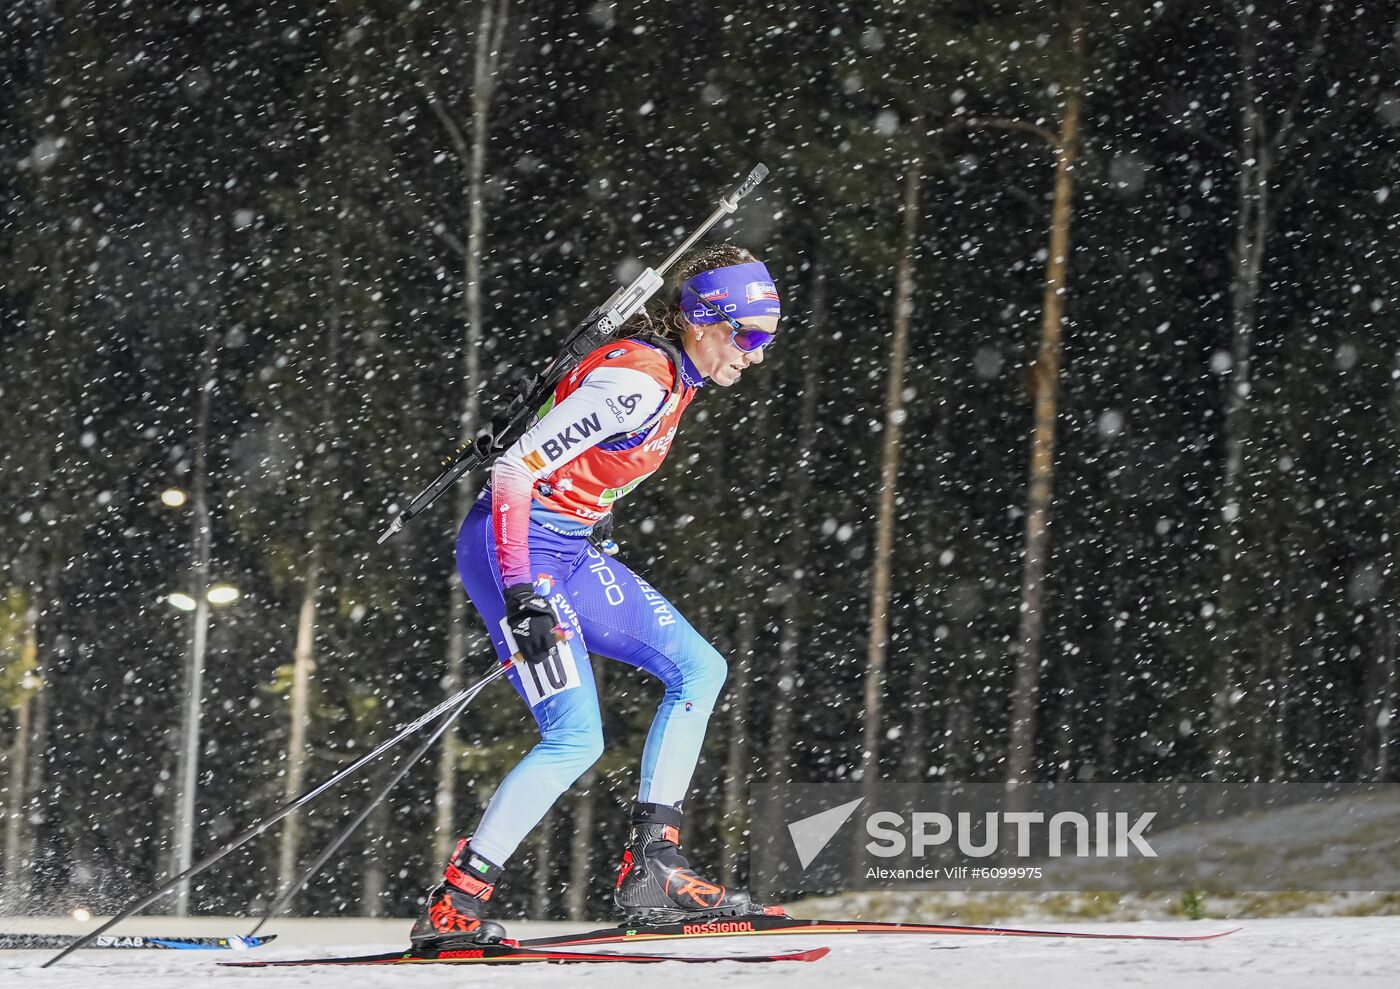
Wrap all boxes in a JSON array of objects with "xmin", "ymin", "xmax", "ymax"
[
  {"xmin": 519, "ymin": 914, "xmax": 1240, "ymax": 948},
  {"xmin": 221, "ymin": 942, "xmax": 829, "ymax": 967}
]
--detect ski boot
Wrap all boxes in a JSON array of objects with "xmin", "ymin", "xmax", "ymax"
[
  {"xmin": 614, "ymin": 802, "xmax": 781, "ymax": 925},
  {"xmin": 409, "ymin": 838, "xmax": 508, "ymax": 949}
]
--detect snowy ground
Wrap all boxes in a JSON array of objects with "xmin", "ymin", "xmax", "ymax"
[{"xmin": 2, "ymin": 915, "xmax": 1396, "ymax": 988}]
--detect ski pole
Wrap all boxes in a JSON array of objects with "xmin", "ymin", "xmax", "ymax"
[
  {"xmin": 43, "ymin": 660, "xmax": 513, "ymax": 969},
  {"xmin": 246, "ymin": 685, "xmax": 473, "ymax": 936}
]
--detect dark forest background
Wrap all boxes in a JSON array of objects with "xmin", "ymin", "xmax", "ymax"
[{"xmin": 2, "ymin": 0, "xmax": 1399, "ymax": 921}]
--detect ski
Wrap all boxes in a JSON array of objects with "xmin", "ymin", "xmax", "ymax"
[
  {"xmin": 221, "ymin": 942, "xmax": 829, "ymax": 967},
  {"xmin": 1, "ymin": 933, "xmax": 275, "ymax": 951},
  {"xmin": 519, "ymin": 914, "xmax": 1241, "ymax": 948}
]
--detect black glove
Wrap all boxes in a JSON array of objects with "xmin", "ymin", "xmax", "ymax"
[{"xmin": 504, "ymin": 583, "xmax": 559, "ymax": 665}]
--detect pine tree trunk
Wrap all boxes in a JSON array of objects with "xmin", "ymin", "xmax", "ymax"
[
  {"xmin": 566, "ymin": 765, "xmax": 596, "ymax": 921},
  {"xmin": 1382, "ymin": 360, "xmax": 1400, "ymax": 781},
  {"xmin": 20, "ymin": 675, "xmax": 48, "ymax": 909},
  {"xmin": 532, "ymin": 809, "xmax": 553, "ymax": 918},
  {"xmin": 1096, "ymin": 616, "xmax": 1124, "ymax": 776},
  {"xmin": 2, "ymin": 590, "xmax": 38, "ymax": 903},
  {"xmin": 901, "ymin": 512, "xmax": 937, "ymax": 784},
  {"xmin": 1210, "ymin": 2, "xmax": 1336, "ymax": 781},
  {"xmin": 1263, "ymin": 542, "xmax": 1291, "ymax": 780},
  {"xmin": 3, "ymin": 691, "xmax": 32, "ymax": 903},
  {"xmin": 766, "ymin": 262, "xmax": 825, "ymax": 842},
  {"xmin": 15, "ymin": 576, "xmax": 50, "ymax": 911},
  {"xmin": 565, "ymin": 658, "xmax": 602, "ymax": 919},
  {"xmin": 1007, "ymin": 18, "xmax": 1083, "ymax": 790},
  {"xmin": 435, "ymin": 601, "xmax": 468, "ymax": 868},
  {"xmin": 1371, "ymin": 607, "xmax": 1397, "ymax": 781},
  {"xmin": 361, "ymin": 794, "xmax": 389, "ymax": 917},
  {"xmin": 434, "ymin": 0, "xmax": 509, "ymax": 867},
  {"xmin": 944, "ymin": 687, "xmax": 969, "ymax": 782},
  {"xmin": 859, "ymin": 158, "xmax": 923, "ymax": 808},
  {"xmin": 1209, "ymin": 7, "xmax": 1271, "ymax": 777},
  {"xmin": 1273, "ymin": 563, "xmax": 1295, "ymax": 777},
  {"xmin": 721, "ymin": 610, "xmax": 754, "ymax": 885},
  {"xmin": 276, "ymin": 553, "xmax": 319, "ymax": 914}
]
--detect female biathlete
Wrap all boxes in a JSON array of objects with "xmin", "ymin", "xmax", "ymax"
[{"xmin": 410, "ymin": 244, "xmax": 784, "ymax": 948}]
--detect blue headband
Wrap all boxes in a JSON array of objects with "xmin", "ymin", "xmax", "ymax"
[{"xmin": 681, "ymin": 261, "xmax": 781, "ymax": 324}]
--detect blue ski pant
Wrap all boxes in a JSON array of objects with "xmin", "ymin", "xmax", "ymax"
[{"xmin": 455, "ymin": 504, "xmax": 727, "ymax": 867}]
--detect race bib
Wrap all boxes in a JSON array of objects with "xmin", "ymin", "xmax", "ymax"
[{"xmin": 498, "ymin": 616, "xmax": 582, "ymax": 706}]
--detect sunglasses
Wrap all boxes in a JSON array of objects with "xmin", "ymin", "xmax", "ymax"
[{"xmin": 693, "ymin": 294, "xmax": 777, "ymax": 354}]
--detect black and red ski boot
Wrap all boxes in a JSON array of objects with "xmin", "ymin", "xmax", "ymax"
[
  {"xmin": 613, "ymin": 802, "xmax": 779, "ymax": 925},
  {"xmin": 409, "ymin": 838, "xmax": 508, "ymax": 949}
]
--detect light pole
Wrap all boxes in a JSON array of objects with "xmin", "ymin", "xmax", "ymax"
[
  {"xmin": 171, "ymin": 552, "xmax": 209, "ymax": 919},
  {"xmin": 162, "ymin": 341, "xmax": 238, "ymax": 915},
  {"xmin": 166, "ymin": 575, "xmax": 239, "ymax": 915}
]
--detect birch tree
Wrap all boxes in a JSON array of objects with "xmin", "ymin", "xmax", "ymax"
[
  {"xmin": 400, "ymin": 0, "xmax": 515, "ymax": 868},
  {"xmin": 0, "ymin": 585, "xmax": 40, "ymax": 905},
  {"xmin": 1208, "ymin": 2, "xmax": 1337, "ymax": 776}
]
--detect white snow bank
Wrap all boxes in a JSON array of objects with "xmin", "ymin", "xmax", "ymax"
[{"xmin": 0, "ymin": 915, "xmax": 1395, "ymax": 988}]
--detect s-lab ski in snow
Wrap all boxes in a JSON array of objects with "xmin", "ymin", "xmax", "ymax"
[{"xmin": 0, "ymin": 933, "xmax": 274, "ymax": 950}]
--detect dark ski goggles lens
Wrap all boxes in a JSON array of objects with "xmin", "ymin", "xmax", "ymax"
[
  {"xmin": 730, "ymin": 326, "xmax": 776, "ymax": 353},
  {"xmin": 694, "ymin": 292, "xmax": 775, "ymax": 353}
]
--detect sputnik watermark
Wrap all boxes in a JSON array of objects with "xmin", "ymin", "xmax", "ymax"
[
  {"xmin": 863, "ymin": 811, "xmax": 1157, "ymax": 858},
  {"xmin": 749, "ymin": 781, "xmax": 1400, "ymax": 895}
]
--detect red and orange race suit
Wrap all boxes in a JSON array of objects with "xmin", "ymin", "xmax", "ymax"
[{"xmin": 486, "ymin": 339, "xmax": 703, "ymax": 586}]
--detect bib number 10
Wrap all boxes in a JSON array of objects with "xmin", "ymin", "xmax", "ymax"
[{"xmin": 499, "ymin": 616, "xmax": 582, "ymax": 707}]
